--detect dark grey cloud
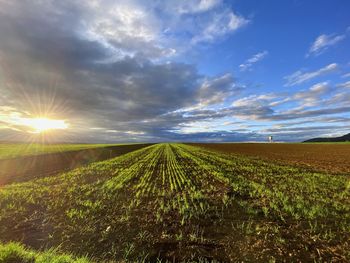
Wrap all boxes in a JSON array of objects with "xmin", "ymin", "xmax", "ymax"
[
  {"xmin": 262, "ymin": 125, "xmax": 349, "ymax": 133},
  {"xmin": 174, "ymin": 103, "xmax": 350, "ymax": 123},
  {"xmin": 0, "ymin": 0, "xmax": 246, "ymax": 142}
]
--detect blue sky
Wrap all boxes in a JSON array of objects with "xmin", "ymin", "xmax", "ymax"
[
  {"xmin": 193, "ymin": 1, "xmax": 350, "ymax": 85},
  {"xmin": 0, "ymin": 0, "xmax": 349, "ymax": 142}
]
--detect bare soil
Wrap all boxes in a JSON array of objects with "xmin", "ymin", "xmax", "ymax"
[{"xmin": 189, "ymin": 143, "xmax": 350, "ymax": 175}]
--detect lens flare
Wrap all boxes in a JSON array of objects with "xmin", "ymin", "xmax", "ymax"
[{"xmin": 20, "ymin": 118, "xmax": 68, "ymax": 133}]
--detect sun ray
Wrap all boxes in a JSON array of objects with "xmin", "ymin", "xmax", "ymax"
[{"xmin": 19, "ymin": 117, "xmax": 69, "ymax": 133}]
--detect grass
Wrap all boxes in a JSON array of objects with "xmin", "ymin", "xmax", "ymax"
[
  {"xmin": 0, "ymin": 242, "xmax": 221, "ymax": 263},
  {"xmin": 0, "ymin": 242, "xmax": 91, "ymax": 263},
  {"xmin": 0, "ymin": 143, "xmax": 349, "ymax": 262},
  {"xmin": 0, "ymin": 143, "xmax": 114, "ymax": 159}
]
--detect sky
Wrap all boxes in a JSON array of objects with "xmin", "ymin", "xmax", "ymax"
[{"xmin": 0, "ymin": 0, "xmax": 349, "ymax": 143}]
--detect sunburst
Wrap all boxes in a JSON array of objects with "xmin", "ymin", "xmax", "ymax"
[{"xmin": 19, "ymin": 117, "xmax": 68, "ymax": 133}]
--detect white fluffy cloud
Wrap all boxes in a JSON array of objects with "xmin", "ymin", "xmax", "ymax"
[
  {"xmin": 191, "ymin": 9, "xmax": 250, "ymax": 44},
  {"xmin": 170, "ymin": 0, "xmax": 222, "ymax": 14},
  {"xmin": 0, "ymin": 0, "xmax": 249, "ymax": 61},
  {"xmin": 83, "ymin": 0, "xmax": 250, "ymax": 57}
]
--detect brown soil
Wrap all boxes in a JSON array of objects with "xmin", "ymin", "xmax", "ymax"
[{"xmin": 188, "ymin": 143, "xmax": 350, "ymax": 175}]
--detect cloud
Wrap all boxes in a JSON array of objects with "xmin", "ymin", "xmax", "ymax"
[
  {"xmin": 232, "ymin": 94, "xmax": 277, "ymax": 107},
  {"xmin": 337, "ymin": 81, "xmax": 350, "ymax": 89},
  {"xmin": 239, "ymin": 51, "xmax": 268, "ymax": 71},
  {"xmin": 0, "ymin": 0, "xmax": 250, "ymax": 142},
  {"xmin": 284, "ymin": 63, "xmax": 338, "ymax": 87},
  {"xmin": 191, "ymin": 9, "xmax": 250, "ymax": 44},
  {"xmin": 0, "ymin": 3, "xmax": 245, "ymax": 95},
  {"xmin": 292, "ymin": 82, "xmax": 330, "ymax": 107},
  {"xmin": 325, "ymin": 92, "xmax": 350, "ymax": 107},
  {"xmin": 170, "ymin": 0, "xmax": 222, "ymax": 14},
  {"xmin": 262, "ymin": 125, "xmax": 348, "ymax": 134},
  {"xmin": 196, "ymin": 74, "xmax": 241, "ymax": 107},
  {"xmin": 0, "ymin": 0, "xmax": 348, "ymax": 143},
  {"xmin": 231, "ymin": 82, "xmax": 331, "ymax": 111},
  {"xmin": 307, "ymin": 33, "xmax": 346, "ymax": 57},
  {"xmin": 271, "ymin": 117, "xmax": 350, "ymax": 128},
  {"xmin": 342, "ymin": 72, "xmax": 350, "ymax": 78},
  {"xmin": 266, "ymin": 106, "xmax": 350, "ymax": 121},
  {"xmin": 0, "ymin": 0, "xmax": 250, "ymax": 62},
  {"xmin": 227, "ymin": 81, "xmax": 349, "ymax": 123}
]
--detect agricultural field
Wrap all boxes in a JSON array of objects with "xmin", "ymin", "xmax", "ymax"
[
  {"xmin": 0, "ymin": 143, "xmax": 349, "ymax": 262},
  {"xmin": 191, "ymin": 143, "xmax": 350, "ymax": 175},
  {"xmin": 0, "ymin": 144, "xmax": 153, "ymax": 186},
  {"xmin": 0, "ymin": 143, "xmax": 112, "ymax": 160}
]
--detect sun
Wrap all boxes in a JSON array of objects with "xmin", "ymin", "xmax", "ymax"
[{"xmin": 21, "ymin": 118, "xmax": 69, "ymax": 133}]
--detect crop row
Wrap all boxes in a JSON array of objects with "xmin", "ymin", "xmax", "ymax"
[{"xmin": 177, "ymin": 144, "xmax": 350, "ymax": 222}]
